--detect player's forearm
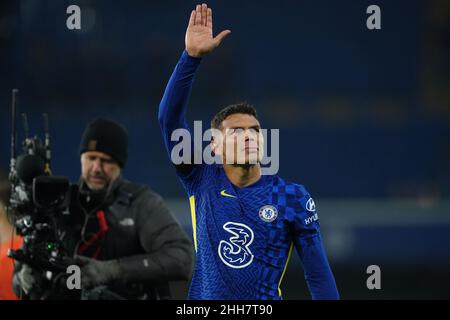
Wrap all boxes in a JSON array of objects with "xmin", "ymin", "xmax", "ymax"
[
  {"xmin": 298, "ymin": 237, "xmax": 340, "ymax": 300},
  {"xmin": 158, "ymin": 50, "xmax": 201, "ymax": 152}
]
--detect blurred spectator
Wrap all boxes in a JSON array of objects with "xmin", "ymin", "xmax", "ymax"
[{"xmin": 0, "ymin": 169, "xmax": 22, "ymax": 300}]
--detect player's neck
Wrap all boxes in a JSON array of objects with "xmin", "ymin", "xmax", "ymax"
[{"xmin": 223, "ymin": 164, "xmax": 262, "ymax": 188}]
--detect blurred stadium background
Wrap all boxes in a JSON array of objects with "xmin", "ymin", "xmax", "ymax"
[{"xmin": 1, "ymin": 0, "xmax": 449, "ymax": 299}]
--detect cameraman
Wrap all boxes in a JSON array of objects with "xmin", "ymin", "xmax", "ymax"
[{"xmin": 13, "ymin": 118, "xmax": 194, "ymax": 299}]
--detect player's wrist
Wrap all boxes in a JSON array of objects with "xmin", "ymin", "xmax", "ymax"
[
  {"xmin": 183, "ymin": 49, "xmax": 203, "ymax": 62},
  {"xmin": 185, "ymin": 48, "xmax": 204, "ymax": 59}
]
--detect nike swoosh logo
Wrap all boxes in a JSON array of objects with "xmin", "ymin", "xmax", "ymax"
[{"xmin": 220, "ymin": 190, "xmax": 237, "ymax": 198}]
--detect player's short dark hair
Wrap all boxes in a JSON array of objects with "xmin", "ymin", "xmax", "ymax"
[
  {"xmin": 0, "ymin": 168, "xmax": 11, "ymax": 207},
  {"xmin": 211, "ymin": 102, "xmax": 258, "ymax": 129}
]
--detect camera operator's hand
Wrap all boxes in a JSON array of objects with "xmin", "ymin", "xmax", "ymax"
[
  {"xmin": 17, "ymin": 264, "xmax": 36, "ymax": 294},
  {"xmin": 75, "ymin": 255, "xmax": 123, "ymax": 290}
]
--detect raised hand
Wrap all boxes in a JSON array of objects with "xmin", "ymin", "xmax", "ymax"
[{"xmin": 185, "ymin": 3, "xmax": 231, "ymax": 58}]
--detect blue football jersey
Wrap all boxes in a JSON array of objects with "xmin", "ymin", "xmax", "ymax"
[{"xmin": 179, "ymin": 163, "xmax": 321, "ymax": 300}]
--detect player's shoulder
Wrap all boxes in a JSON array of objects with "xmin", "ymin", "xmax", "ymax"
[
  {"xmin": 273, "ymin": 175, "xmax": 316, "ymax": 213},
  {"xmin": 273, "ymin": 175, "xmax": 311, "ymax": 198},
  {"xmin": 176, "ymin": 163, "xmax": 222, "ymax": 194}
]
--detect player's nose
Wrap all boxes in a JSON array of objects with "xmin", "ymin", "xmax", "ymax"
[{"xmin": 245, "ymin": 129, "xmax": 258, "ymax": 141}]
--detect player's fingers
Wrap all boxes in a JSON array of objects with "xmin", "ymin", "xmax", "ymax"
[
  {"xmin": 206, "ymin": 8, "xmax": 213, "ymax": 29},
  {"xmin": 201, "ymin": 3, "xmax": 207, "ymax": 26},
  {"xmin": 188, "ymin": 10, "xmax": 196, "ymax": 27},
  {"xmin": 195, "ymin": 4, "xmax": 202, "ymax": 25},
  {"xmin": 214, "ymin": 30, "xmax": 231, "ymax": 46}
]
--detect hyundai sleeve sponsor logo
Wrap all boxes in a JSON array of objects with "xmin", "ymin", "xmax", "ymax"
[
  {"xmin": 304, "ymin": 213, "xmax": 319, "ymax": 225},
  {"xmin": 306, "ymin": 197, "xmax": 316, "ymax": 212}
]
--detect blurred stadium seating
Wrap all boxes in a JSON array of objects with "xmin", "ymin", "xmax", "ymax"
[{"xmin": 1, "ymin": 0, "xmax": 449, "ymax": 299}]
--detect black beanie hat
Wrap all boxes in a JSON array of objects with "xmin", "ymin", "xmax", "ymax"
[{"xmin": 79, "ymin": 118, "xmax": 128, "ymax": 168}]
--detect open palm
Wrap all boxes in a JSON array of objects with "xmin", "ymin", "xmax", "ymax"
[{"xmin": 185, "ymin": 4, "xmax": 231, "ymax": 58}]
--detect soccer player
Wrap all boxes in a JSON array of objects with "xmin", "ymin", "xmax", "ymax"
[{"xmin": 158, "ymin": 3, "xmax": 339, "ymax": 300}]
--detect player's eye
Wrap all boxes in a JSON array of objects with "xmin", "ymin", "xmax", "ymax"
[{"xmin": 226, "ymin": 128, "xmax": 238, "ymax": 135}]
